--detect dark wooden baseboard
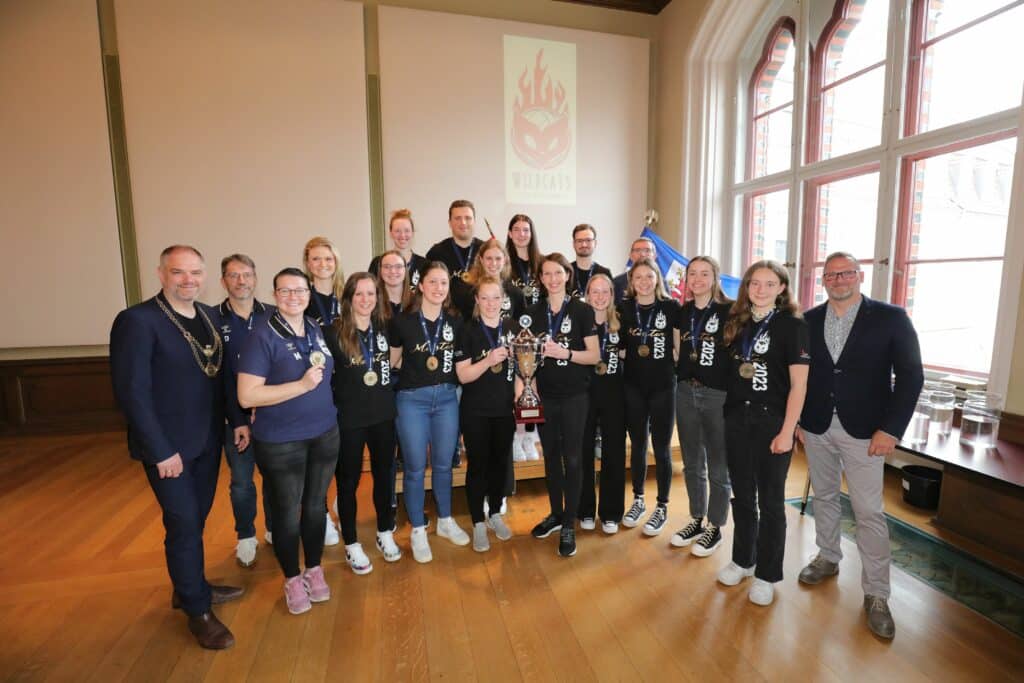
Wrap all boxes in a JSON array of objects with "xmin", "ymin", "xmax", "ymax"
[{"xmin": 0, "ymin": 357, "xmax": 124, "ymax": 436}]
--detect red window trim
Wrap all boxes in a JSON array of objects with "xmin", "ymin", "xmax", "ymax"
[
  {"xmin": 746, "ymin": 16, "xmax": 797, "ymax": 180},
  {"xmin": 799, "ymin": 162, "xmax": 880, "ymax": 308}
]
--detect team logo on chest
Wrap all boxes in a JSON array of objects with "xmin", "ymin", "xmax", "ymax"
[
  {"xmin": 655, "ymin": 310, "xmax": 667, "ymax": 330},
  {"xmin": 560, "ymin": 316, "xmax": 572, "ymax": 335},
  {"xmin": 411, "ymin": 269, "xmax": 420, "ymax": 286},
  {"xmin": 502, "ymin": 295, "xmax": 512, "ymax": 312},
  {"xmin": 376, "ymin": 332, "xmax": 388, "ymax": 352},
  {"xmin": 705, "ymin": 313, "xmax": 719, "ymax": 334},
  {"xmin": 442, "ymin": 323, "xmax": 454, "ymax": 342},
  {"xmin": 754, "ymin": 333, "xmax": 770, "ymax": 355},
  {"xmin": 609, "ymin": 331, "xmax": 619, "ymax": 344}
]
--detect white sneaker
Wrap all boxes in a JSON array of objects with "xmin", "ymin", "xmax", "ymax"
[
  {"xmin": 717, "ymin": 561, "xmax": 755, "ymax": 586},
  {"xmin": 411, "ymin": 525, "xmax": 432, "ymax": 563},
  {"xmin": 437, "ymin": 516, "xmax": 470, "ymax": 546},
  {"xmin": 482, "ymin": 498, "xmax": 508, "ymax": 518},
  {"xmin": 324, "ymin": 513, "xmax": 340, "ymax": 546},
  {"xmin": 472, "ymin": 522, "xmax": 490, "ymax": 552},
  {"xmin": 487, "ymin": 514, "xmax": 513, "ymax": 541},
  {"xmin": 376, "ymin": 530, "xmax": 402, "ymax": 562},
  {"xmin": 345, "ymin": 542, "xmax": 373, "ymax": 575},
  {"xmin": 579, "ymin": 517, "xmax": 596, "ymax": 531},
  {"xmin": 235, "ymin": 536, "xmax": 258, "ymax": 568},
  {"xmin": 512, "ymin": 433, "xmax": 527, "ymax": 462},
  {"xmin": 264, "ymin": 530, "xmax": 273, "ymax": 545},
  {"xmin": 748, "ymin": 578, "xmax": 775, "ymax": 606},
  {"xmin": 601, "ymin": 521, "xmax": 619, "ymax": 535}
]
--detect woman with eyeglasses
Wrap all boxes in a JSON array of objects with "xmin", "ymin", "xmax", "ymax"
[
  {"xmin": 237, "ymin": 268, "xmax": 338, "ymax": 615},
  {"xmin": 325, "ymin": 273, "xmax": 401, "ymax": 574},
  {"xmin": 369, "ymin": 209, "xmax": 425, "ymax": 291},
  {"xmin": 577, "ymin": 273, "xmax": 627, "ymax": 534},
  {"xmin": 671, "ymin": 257, "xmax": 734, "ymax": 557},
  {"xmin": 520, "ymin": 253, "xmax": 599, "ymax": 557},
  {"xmin": 389, "ymin": 261, "xmax": 469, "ymax": 562},
  {"xmin": 619, "ymin": 258, "xmax": 680, "ymax": 537},
  {"xmin": 377, "ymin": 249, "xmax": 413, "ymax": 319},
  {"xmin": 716, "ymin": 260, "xmax": 808, "ymax": 607}
]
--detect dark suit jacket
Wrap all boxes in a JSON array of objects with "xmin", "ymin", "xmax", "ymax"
[
  {"xmin": 801, "ymin": 296, "xmax": 923, "ymax": 440},
  {"xmin": 613, "ymin": 272, "xmax": 629, "ymax": 304},
  {"xmin": 110, "ymin": 296, "xmax": 224, "ymax": 465}
]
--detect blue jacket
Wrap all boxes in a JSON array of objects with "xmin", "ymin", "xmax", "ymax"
[
  {"xmin": 110, "ymin": 296, "xmax": 225, "ymax": 465},
  {"xmin": 800, "ymin": 296, "xmax": 923, "ymax": 440}
]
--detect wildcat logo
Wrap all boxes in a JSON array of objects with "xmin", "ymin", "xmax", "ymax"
[
  {"xmin": 376, "ymin": 333, "xmax": 388, "ymax": 352},
  {"xmin": 410, "ymin": 269, "xmax": 420, "ymax": 286},
  {"xmin": 502, "ymin": 295, "xmax": 512, "ymax": 311},
  {"xmin": 609, "ymin": 331, "xmax": 619, "ymax": 344},
  {"xmin": 442, "ymin": 323, "xmax": 454, "ymax": 342},
  {"xmin": 705, "ymin": 313, "xmax": 719, "ymax": 334},
  {"xmin": 511, "ymin": 50, "xmax": 571, "ymax": 170},
  {"xmin": 655, "ymin": 310, "xmax": 667, "ymax": 330},
  {"xmin": 560, "ymin": 316, "xmax": 572, "ymax": 334},
  {"xmin": 754, "ymin": 333, "xmax": 770, "ymax": 355}
]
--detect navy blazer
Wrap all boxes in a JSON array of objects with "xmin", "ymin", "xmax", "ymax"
[
  {"xmin": 613, "ymin": 272, "xmax": 628, "ymax": 304},
  {"xmin": 110, "ymin": 296, "xmax": 225, "ymax": 465},
  {"xmin": 800, "ymin": 296, "xmax": 923, "ymax": 440}
]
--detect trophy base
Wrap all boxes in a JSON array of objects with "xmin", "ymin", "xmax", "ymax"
[{"xmin": 515, "ymin": 405, "xmax": 545, "ymax": 425}]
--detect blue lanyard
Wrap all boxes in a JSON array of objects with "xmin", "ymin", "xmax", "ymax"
[
  {"xmin": 741, "ymin": 310, "xmax": 775, "ymax": 361},
  {"xmin": 451, "ymin": 241, "xmax": 476, "ymax": 273},
  {"xmin": 690, "ymin": 303, "xmax": 714, "ymax": 352},
  {"xmin": 313, "ymin": 291, "xmax": 338, "ymax": 325},
  {"xmin": 635, "ymin": 302, "xmax": 656, "ymax": 346},
  {"xmin": 597, "ymin": 321, "xmax": 608, "ymax": 360},
  {"xmin": 357, "ymin": 323, "xmax": 375, "ymax": 369},
  {"xmin": 515, "ymin": 257, "xmax": 534, "ymax": 285},
  {"xmin": 275, "ymin": 313, "xmax": 316, "ymax": 356},
  {"xmin": 547, "ymin": 298, "xmax": 568, "ymax": 337},
  {"xmin": 418, "ymin": 311, "xmax": 444, "ymax": 356},
  {"xmin": 574, "ymin": 263, "xmax": 595, "ymax": 293},
  {"xmin": 480, "ymin": 320, "xmax": 503, "ymax": 350}
]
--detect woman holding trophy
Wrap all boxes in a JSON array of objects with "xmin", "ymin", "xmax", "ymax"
[
  {"xmin": 519, "ymin": 253, "xmax": 599, "ymax": 558},
  {"xmin": 389, "ymin": 262, "xmax": 469, "ymax": 563},
  {"xmin": 455, "ymin": 276, "xmax": 515, "ymax": 552},
  {"xmin": 506, "ymin": 215, "xmax": 545, "ymax": 461}
]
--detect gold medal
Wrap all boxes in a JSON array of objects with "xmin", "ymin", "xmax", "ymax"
[
  {"xmin": 309, "ymin": 351, "xmax": 327, "ymax": 368},
  {"xmin": 638, "ymin": 344, "xmax": 651, "ymax": 358},
  {"xmin": 363, "ymin": 370, "xmax": 378, "ymax": 386},
  {"xmin": 491, "ymin": 362, "xmax": 504, "ymax": 374},
  {"xmin": 426, "ymin": 355, "xmax": 439, "ymax": 371},
  {"xmin": 595, "ymin": 361, "xmax": 608, "ymax": 375},
  {"xmin": 689, "ymin": 350, "xmax": 698, "ymax": 362},
  {"xmin": 460, "ymin": 271, "xmax": 470, "ymax": 282},
  {"xmin": 739, "ymin": 362, "xmax": 755, "ymax": 379},
  {"xmin": 204, "ymin": 365, "xmax": 218, "ymax": 378}
]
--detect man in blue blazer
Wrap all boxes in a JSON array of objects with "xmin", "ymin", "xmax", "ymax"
[
  {"xmin": 796, "ymin": 252, "xmax": 923, "ymax": 640},
  {"xmin": 110, "ymin": 245, "xmax": 243, "ymax": 650}
]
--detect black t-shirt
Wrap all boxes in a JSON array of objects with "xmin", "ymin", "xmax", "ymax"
[
  {"xmin": 452, "ymin": 279, "xmax": 527, "ymax": 323},
  {"xmin": 618, "ymin": 298, "xmax": 680, "ymax": 390},
  {"xmin": 675, "ymin": 300, "xmax": 732, "ymax": 390},
  {"xmin": 368, "ymin": 252, "xmax": 425, "ymax": 290},
  {"xmin": 425, "ymin": 237, "xmax": 483, "ymax": 302},
  {"xmin": 725, "ymin": 311, "xmax": 810, "ymax": 414},
  {"xmin": 457, "ymin": 319, "xmax": 515, "ymax": 417},
  {"xmin": 389, "ymin": 310, "xmax": 464, "ymax": 390},
  {"xmin": 306, "ymin": 290, "xmax": 340, "ymax": 327},
  {"xmin": 509, "ymin": 254, "xmax": 541, "ymax": 307},
  {"xmin": 324, "ymin": 321, "xmax": 396, "ymax": 430},
  {"xmin": 570, "ymin": 261, "xmax": 613, "ymax": 300},
  {"xmin": 516, "ymin": 297, "xmax": 596, "ymax": 399},
  {"xmin": 591, "ymin": 320, "xmax": 625, "ymax": 394}
]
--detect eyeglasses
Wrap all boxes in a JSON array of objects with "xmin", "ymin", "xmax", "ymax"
[
  {"xmin": 574, "ymin": 238, "xmax": 595, "ymax": 244},
  {"xmin": 276, "ymin": 287, "xmax": 310, "ymax": 297},
  {"xmin": 822, "ymin": 270, "xmax": 859, "ymax": 282},
  {"xmin": 224, "ymin": 272, "xmax": 254, "ymax": 281},
  {"xmin": 381, "ymin": 264, "xmax": 406, "ymax": 271}
]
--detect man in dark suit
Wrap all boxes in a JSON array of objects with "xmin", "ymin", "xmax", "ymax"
[
  {"xmin": 110, "ymin": 245, "xmax": 243, "ymax": 650},
  {"xmin": 613, "ymin": 236, "xmax": 656, "ymax": 303},
  {"xmin": 796, "ymin": 251, "xmax": 923, "ymax": 640}
]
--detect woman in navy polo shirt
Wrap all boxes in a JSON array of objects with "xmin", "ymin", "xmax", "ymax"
[
  {"xmin": 326, "ymin": 273, "xmax": 401, "ymax": 574},
  {"xmin": 389, "ymin": 261, "xmax": 469, "ymax": 563},
  {"xmin": 237, "ymin": 268, "xmax": 338, "ymax": 616}
]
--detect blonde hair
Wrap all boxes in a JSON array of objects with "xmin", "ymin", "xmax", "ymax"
[
  {"xmin": 686, "ymin": 256, "xmax": 732, "ymax": 304},
  {"xmin": 626, "ymin": 258, "xmax": 668, "ymax": 300},
  {"xmin": 472, "ymin": 276, "xmax": 506, "ymax": 320},
  {"xmin": 466, "ymin": 238, "xmax": 511, "ymax": 287},
  {"xmin": 303, "ymin": 236, "xmax": 345, "ymax": 300},
  {"xmin": 586, "ymin": 272, "xmax": 620, "ymax": 333}
]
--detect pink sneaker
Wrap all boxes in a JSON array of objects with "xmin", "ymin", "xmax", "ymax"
[
  {"xmin": 303, "ymin": 565, "xmax": 331, "ymax": 603},
  {"xmin": 284, "ymin": 575, "xmax": 311, "ymax": 614}
]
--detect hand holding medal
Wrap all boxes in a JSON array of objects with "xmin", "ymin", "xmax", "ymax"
[{"xmin": 301, "ymin": 363, "xmax": 325, "ymax": 391}]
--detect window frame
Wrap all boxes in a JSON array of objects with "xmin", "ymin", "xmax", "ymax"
[{"xmin": 746, "ymin": 16, "xmax": 798, "ymax": 180}]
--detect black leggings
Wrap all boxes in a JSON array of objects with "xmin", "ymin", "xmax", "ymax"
[
  {"xmin": 580, "ymin": 382, "xmax": 627, "ymax": 523},
  {"xmin": 462, "ymin": 410, "xmax": 515, "ymax": 524},
  {"xmin": 625, "ymin": 382, "xmax": 676, "ymax": 505},
  {"xmin": 538, "ymin": 393, "xmax": 590, "ymax": 525},
  {"xmin": 254, "ymin": 426, "xmax": 339, "ymax": 578},
  {"xmin": 337, "ymin": 420, "xmax": 397, "ymax": 544}
]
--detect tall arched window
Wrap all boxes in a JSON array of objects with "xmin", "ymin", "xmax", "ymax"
[{"xmin": 747, "ymin": 18, "xmax": 796, "ymax": 179}]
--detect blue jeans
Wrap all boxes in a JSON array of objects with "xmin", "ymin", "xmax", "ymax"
[
  {"xmin": 396, "ymin": 384, "xmax": 460, "ymax": 527},
  {"xmin": 675, "ymin": 382, "xmax": 730, "ymax": 526},
  {"xmin": 224, "ymin": 424, "xmax": 273, "ymax": 539}
]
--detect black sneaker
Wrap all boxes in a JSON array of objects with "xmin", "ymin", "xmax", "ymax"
[
  {"xmin": 531, "ymin": 515, "xmax": 562, "ymax": 539},
  {"xmin": 642, "ymin": 504, "xmax": 668, "ymax": 536},
  {"xmin": 691, "ymin": 524, "xmax": 722, "ymax": 557},
  {"xmin": 558, "ymin": 527, "xmax": 577, "ymax": 557},
  {"xmin": 622, "ymin": 496, "xmax": 646, "ymax": 528},
  {"xmin": 670, "ymin": 517, "xmax": 705, "ymax": 547}
]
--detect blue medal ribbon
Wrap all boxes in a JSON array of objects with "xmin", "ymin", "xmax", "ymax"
[
  {"xmin": 274, "ymin": 312, "xmax": 317, "ymax": 359},
  {"xmin": 357, "ymin": 323, "xmax": 376, "ymax": 370},
  {"xmin": 574, "ymin": 263, "xmax": 595, "ymax": 295},
  {"xmin": 690, "ymin": 303, "xmax": 714, "ymax": 354},
  {"xmin": 479, "ymin": 319, "xmax": 503, "ymax": 350},
  {"xmin": 451, "ymin": 241, "xmax": 476, "ymax": 275},
  {"xmin": 634, "ymin": 302, "xmax": 656, "ymax": 347},
  {"xmin": 740, "ymin": 310, "xmax": 775, "ymax": 362},
  {"xmin": 547, "ymin": 297, "xmax": 569, "ymax": 338},
  {"xmin": 418, "ymin": 311, "xmax": 444, "ymax": 356},
  {"xmin": 313, "ymin": 290, "xmax": 339, "ymax": 325}
]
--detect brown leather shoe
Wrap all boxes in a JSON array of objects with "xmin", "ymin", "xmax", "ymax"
[
  {"xmin": 172, "ymin": 584, "xmax": 245, "ymax": 610},
  {"xmin": 187, "ymin": 611, "xmax": 235, "ymax": 650}
]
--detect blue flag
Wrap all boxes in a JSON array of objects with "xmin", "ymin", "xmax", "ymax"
[{"xmin": 627, "ymin": 227, "xmax": 741, "ymax": 300}]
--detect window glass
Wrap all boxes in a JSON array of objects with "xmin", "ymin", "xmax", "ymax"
[
  {"xmin": 926, "ymin": 0, "xmax": 1020, "ymax": 40},
  {"xmin": 750, "ymin": 25, "xmax": 796, "ymax": 178},
  {"xmin": 812, "ymin": 172, "xmax": 879, "ymax": 262},
  {"xmin": 823, "ymin": 0, "xmax": 889, "ymax": 83},
  {"xmin": 820, "ymin": 66, "xmax": 885, "ymax": 158},
  {"xmin": 750, "ymin": 188, "xmax": 790, "ymax": 262},
  {"xmin": 810, "ymin": 263, "xmax": 874, "ymax": 306},
  {"xmin": 753, "ymin": 107, "xmax": 794, "ymax": 177}
]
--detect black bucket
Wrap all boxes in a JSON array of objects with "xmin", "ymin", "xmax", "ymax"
[{"xmin": 902, "ymin": 465, "xmax": 942, "ymax": 508}]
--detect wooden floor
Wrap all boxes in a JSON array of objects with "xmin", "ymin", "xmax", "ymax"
[{"xmin": 0, "ymin": 433, "xmax": 1020, "ymax": 682}]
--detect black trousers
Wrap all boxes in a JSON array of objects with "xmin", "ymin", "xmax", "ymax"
[
  {"xmin": 625, "ymin": 381, "xmax": 677, "ymax": 504},
  {"xmin": 461, "ymin": 410, "xmax": 515, "ymax": 524},
  {"xmin": 725, "ymin": 403, "xmax": 792, "ymax": 583},
  {"xmin": 337, "ymin": 419, "xmax": 397, "ymax": 544},
  {"xmin": 538, "ymin": 393, "xmax": 590, "ymax": 525},
  {"xmin": 143, "ymin": 429, "xmax": 221, "ymax": 617},
  {"xmin": 255, "ymin": 426, "xmax": 339, "ymax": 578},
  {"xmin": 579, "ymin": 383, "xmax": 627, "ymax": 523}
]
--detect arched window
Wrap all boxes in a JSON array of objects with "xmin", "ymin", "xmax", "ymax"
[{"xmin": 747, "ymin": 18, "xmax": 796, "ymax": 179}]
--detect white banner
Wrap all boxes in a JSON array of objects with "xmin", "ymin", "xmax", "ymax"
[{"xmin": 503, "ymin": 35, "xmax": 577, "ymax": 206}]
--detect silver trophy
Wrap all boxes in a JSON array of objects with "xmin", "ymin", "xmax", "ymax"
[{"xmin": 509, "ymin": 316, "xmax": 547, "ymax": 424}]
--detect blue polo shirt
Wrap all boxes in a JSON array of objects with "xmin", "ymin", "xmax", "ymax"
[
  {"xmin": 214, "ymin": 299, "xmax": 275, "ymax": 428},
  {"xmin": 237, "ymin": 314, "xmax": 337, "ymax": 443}
]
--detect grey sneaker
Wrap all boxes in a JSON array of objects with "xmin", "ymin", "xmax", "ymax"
[
  {"xmin": 472, "ymin": 522, "xmax": 490, "ymax": 552},
  {"xmin": 486, "ymin": 514, "xmax": 513, "ymax": 541},
  {"xmin": 864, "ymin": 595, "xmax": 895, "ymax": 639},
  {"xmin": 798, "ymin": 554, "xmax": 839, "ymax": 585}
]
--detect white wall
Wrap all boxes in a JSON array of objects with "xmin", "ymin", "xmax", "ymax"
[
  {"xmin": 0, "ymin": 0, "xmax": 124, "ymax": 347},
  {"xmin": 116, "ymin": 0, "xmax": 372, "ymax": 302}
]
